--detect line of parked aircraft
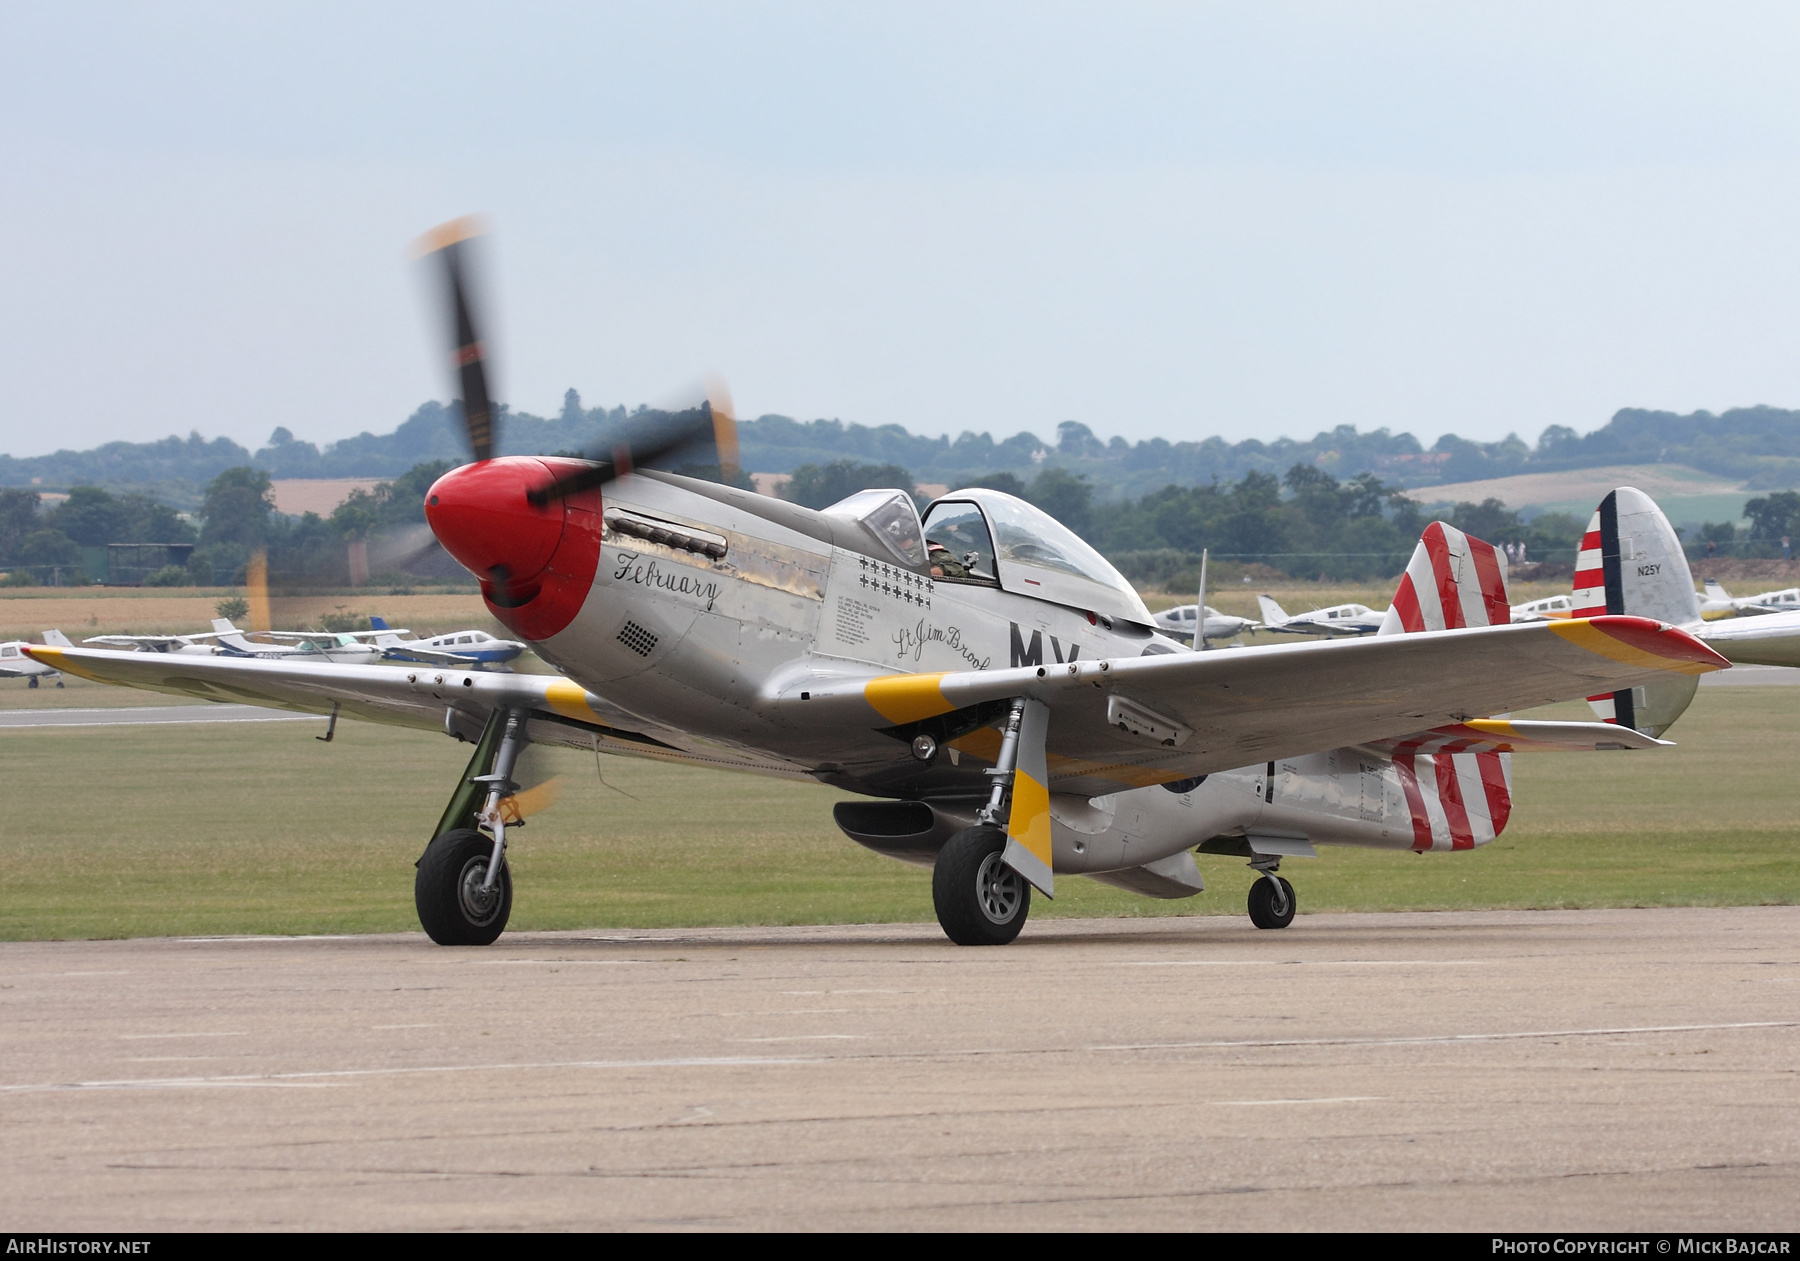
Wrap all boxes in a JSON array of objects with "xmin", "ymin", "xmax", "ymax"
[{"xmin": 4, "ymin": 618, "xmax": 525, "ymax": 675}]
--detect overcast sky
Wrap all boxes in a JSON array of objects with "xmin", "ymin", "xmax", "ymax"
[{"xmin": 5, "ymin": 2, "xmax": 1800, "ymax": 459}]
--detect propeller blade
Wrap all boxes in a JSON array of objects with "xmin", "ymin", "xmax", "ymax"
[
  {"xmin": 527, "ymin": 392, "xmax": 739, "ymax": 507},
  {"xmin": 415, "ymin": 216, "xmax": 497, "ymax": 462},
  {"xmin": 703, "ymin": 373, "xmax": 741, "ymax": 483},
  {"xmin": 499, "ymin": 775, "xmax": 563, "ymax": 825},
  {"xmin": 246, "ymin": 548, "xmax": 272, "ymax": 635}
]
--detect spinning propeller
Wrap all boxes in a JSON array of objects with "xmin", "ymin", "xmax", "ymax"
[{"xmin": 413, "ymin": 217, "xmax": 740, "ymax": 505}]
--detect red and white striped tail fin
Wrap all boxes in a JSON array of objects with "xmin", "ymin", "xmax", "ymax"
[
  {"xmin": 1572, "ymin": 488, "xmax": 1702, "ymax": 735},
  {"xmin": 1572, "ymin": 503, "xmax": 1608, "ymax": 618},
  {"xmin": 1379, "ymin": 520, "xmax": 1514, "ymax": 847},
  {"xmin": 1378, "ymin": 521, "xmax": 1511, "ymax": 635}
]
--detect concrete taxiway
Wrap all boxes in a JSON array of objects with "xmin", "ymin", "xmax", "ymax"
[{"xmin": 2, "ymin": 907, "xmax": 1796, "ymax": 1232}]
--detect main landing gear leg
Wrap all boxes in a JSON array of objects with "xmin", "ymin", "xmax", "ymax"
[
  {"xmin": 415, "ymin": 707, "xmax": 526, "ymax": 946},
  {"xmin": 1246, "ymin": 855, "xmax": 1296, "ymax": 930},
  {"xmin": 932, "ymin": 696, "xmax": 1051, "ymax": 946}
]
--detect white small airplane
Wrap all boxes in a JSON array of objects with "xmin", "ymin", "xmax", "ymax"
[
  {"xmin": 84, "ymin": 629, "xmax": 226, "ymax": 655},
  {"xmin": 1, "ymin": 629, "xmax": 72, "ymax": 687},
  {"xmin": 358, "ymin": 616, "xmax": 527, "ymax": 668},
  {"xmin": 1510, "ymin": 593, "xmax": 1574, "ymax": 623},
  {"xmin": 1151, "ymin": 604, "xmax": 1258, "ymax": 644},
  {"xmin": 209, "ymin": 619, "xmax": 386, "ymax": 664},
  {"xmin": 1256, "ymin": 594, "xmax": 1385, "ymax": 637},
  {"xmin": 1699, "ymin": 578, "xmax": 1800, "ymax": 620}
]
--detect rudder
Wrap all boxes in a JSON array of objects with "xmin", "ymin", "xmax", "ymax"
[{"xmin": 1572, "ymin": 488, "xmax": 1700, "ymax": 736}]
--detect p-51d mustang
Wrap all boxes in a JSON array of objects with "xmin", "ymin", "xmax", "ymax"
[{"xmin": 26, "ymin": 219, "xmax": 1728, "ymax": 947}]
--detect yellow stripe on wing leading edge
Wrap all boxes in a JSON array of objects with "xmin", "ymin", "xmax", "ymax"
[
  {"xmin": 21, "ymin": 646, "xmax": 106, "ymax": 684},
  {"xmin": 1548, "ymin": 618, "xmax": 1719, "ymax": 676},
  {"xmin": 543, "ymin": 679, "xmax": 600, "ymax": 722},
  {"xmin": 864, "ymin": 673, "xmax": 955, "ymax": 725}
]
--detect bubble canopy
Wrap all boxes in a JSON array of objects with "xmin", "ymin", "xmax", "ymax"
[
  {"xmin": 821, "ymin": 488, "xmax": 926, "ymax": 568},
  {"xmin": 923, "ymin": 490, "xmax": 1154, "ymax": 627}
]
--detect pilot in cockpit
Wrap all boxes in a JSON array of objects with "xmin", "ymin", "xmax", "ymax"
[
  {"xmin": 921, "ymin": 500, "xmax": 996, "ymax": 582},
  {"xmin": 927, "ymin": 540, "xmax": 968, "ymax": 579}
]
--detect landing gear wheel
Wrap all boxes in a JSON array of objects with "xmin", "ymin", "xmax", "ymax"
[
  {"xmin": 932, "ymin": 825, "xmax": 1030, "ymax": 946},
  {"xmin": 27, "ymin": 676, "xmax": 37, "ymax": 689},
  {"xmin": 415, "ymin": 827, "xmax": 512, "ymax": 946},
  {"xmin": 1247, "ymin": 875, "xmax": 1295, "ymax": 930}
]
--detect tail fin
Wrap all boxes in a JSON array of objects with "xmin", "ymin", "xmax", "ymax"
[
  {"xmin": 1378, "ymin": 521, "xmax": 1510, "ymax": 636},
  {"xmin": 1379, "ymin": 521, "xmax": 1512, "ymax": 847},
  {"xmin": 1704, "ymin": 578, "xmax": 1731, "ymax": 600},
  {"xmin": 41, "ymin": 629, "xmax": 72, "ymax": 647},
  {"xmin": 1572, "ymin": 487, "xmax": 1700, "ymax": 736},
  {"xmin": 1256, "ymin": 594, "xmax": 1290, "ymax": 626},
  {"xmin": 370, "ymin": 615, "xmax": 390, "ymax": 630}
]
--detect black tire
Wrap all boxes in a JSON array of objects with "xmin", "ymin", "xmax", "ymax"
[
  {"xmin": 415, "ymin": 828, "xmax": 512, "ymax": 946},
  {"xmin": 27, "ymin": 676, "xmax": 37, "ymax": 689},
  {"xmin": 932, "ymin": 825, "xmax": 1030, "ymax": 946},
  {"xmin": 1247, "ymin": 875, "xmax": 1296, "ymax": 930}
]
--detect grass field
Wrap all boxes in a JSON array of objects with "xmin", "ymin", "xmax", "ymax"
[{"xmin": 1, "ymin": 679, "xmax": 1795, "ymax": 940}]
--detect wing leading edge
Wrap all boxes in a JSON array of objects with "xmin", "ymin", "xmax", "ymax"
[{"xmin": 788, "ymin": 615, "xmax": 1723, "ymax": 794}]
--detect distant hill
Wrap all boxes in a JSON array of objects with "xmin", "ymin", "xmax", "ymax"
[{"xmin": 5, "ymin": 391, "xmax": 1800, "ymax": 506}]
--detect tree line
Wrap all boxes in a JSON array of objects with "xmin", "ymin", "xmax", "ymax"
[
  {"xmin": 12, "ymin": 390, "xmax": 1800, "ymax": 507},
  {"xmin": 779, "ymin": 458, "xmax": 1595, "ymax": 582},
  {"xmin": 8, "ymin": 455, "xmax": 1797, "ymax": 590},
  {"xmin": 0, "ymin": 462, "xmax": 453, "ymax": 587}
]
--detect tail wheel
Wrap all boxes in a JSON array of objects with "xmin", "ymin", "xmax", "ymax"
[
  {"xmin": 932, "ymin": 825, "xmax": 1030, "ymax": 946},
  {"xmin": 415, "ymin": 827, "xmax": 512, "ymax": 946},
  {"xmin": 1247, "ymin": 875, "xmax": 1295, "ymax": 930}
]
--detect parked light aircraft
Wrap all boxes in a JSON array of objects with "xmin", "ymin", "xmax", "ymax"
[
  {"xmin": 362, "ymin": 616, "xmax": 527, "ymax": 668},
  {"xmin": 1579, "ymin": 493, "xmax": 1800, "ymax": 679},
  {"xmin": 1255, "ymin": 594, "xmax": 1385, "ymax": 636},
  {"xmin": 91, "ymin": 620, "xmax": 388, "ymax": 665},
  {"xmin": 209, "ymin": 620, "xmax": 385, "ymax": 664},
  {"xmin": 1151, "ymin": 604, "xmax": 1258, "ymax": 644},
  {"xmin": 1, "ymin": 629, "xmax": 71, "ymax": 686},
  {"xmin": 1699, "ymin": 578, "xmax": 1800, "ymax": 620},
  {"xmin": 23, "ymin": 218, "xmax": 1728, "ymax": 948},
  {"xmin": 1510, "ymin": 594, "xmax": 1573, "ymax": 623},
  {"xmin": 84, "ymin": 630, "xmax": 225, "ymax": 655}
]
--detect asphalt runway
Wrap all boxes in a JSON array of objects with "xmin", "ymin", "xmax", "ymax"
[{"xmin": 2, "ymin": 908, "xmax": 1796, "ymax": 1231}]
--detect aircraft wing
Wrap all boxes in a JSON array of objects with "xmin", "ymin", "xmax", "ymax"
[
  {"xmin": 790, "ymin": 615, "xmax": 1724, "ymax": 794},
  {"xmin": 19, "ymin": 644, "xmax": 707, "ymax": 767},
  {"xmin": 380, "ymin": 644, "xmax": 489, "ymax": 667},
  {"xmin": 82, "ymin": 634, "xmax": 219, "ymax": 650},
  {"xmin": 1366, "ymin": 719, "xmax": 1670, "ymax": 755},
  {"xmin": 1698, "ymin": 610, "xmax": 1800, "ymax": 668},
  {"xmin": 1256, "ymin": 622, "xmax": 1365, "ymax": 637}
]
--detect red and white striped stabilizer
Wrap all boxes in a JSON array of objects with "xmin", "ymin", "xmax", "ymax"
[
  {"xmin": 1381, "ymin": 521, "xmax": 1514, "ymax": 851},
  {"xmin": 1381, "ymin": 521, "xmax": 1511, "ymax": 633}
]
